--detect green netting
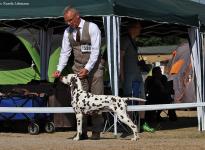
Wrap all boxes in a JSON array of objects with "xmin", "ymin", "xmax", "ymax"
[
  {"xmin": 17, "ymin": 36, "xmax": 40, "ymax": 72},
  {"xmin": 0, "ymin": 67, "xmax": 40, "ymax": 85},
  {"xmin": 0, "ymin": 35, "xmax": 41, "ymax": 85},
  {"xmin": 47, "ymin": 47, "xmax": 61, "ymax": 82}
]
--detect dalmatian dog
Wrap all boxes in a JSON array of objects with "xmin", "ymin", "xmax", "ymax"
[{"xmin": 61, "ymin": 74, "xmax": 146, "ymax": 141}]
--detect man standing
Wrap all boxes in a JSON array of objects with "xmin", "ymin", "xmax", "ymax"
[
  {"xmin": 53, "ymin": 6, "xmax": 104, "ymax": 140},
  {"xmin": 120, "ymin": 21, "xmax": 155, "ymax": 132}
]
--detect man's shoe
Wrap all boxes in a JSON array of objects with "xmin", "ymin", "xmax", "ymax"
[
  {"xmin": 91, "ymin": 131, "xmax": 100, "ymax": 140},
  {"xmin": 141, "ymin": 122, "xmax": 155, "ymax": 133},
  {"xmin": 79, "ymin": 133, "xmax": 89, "ymax": 140}
]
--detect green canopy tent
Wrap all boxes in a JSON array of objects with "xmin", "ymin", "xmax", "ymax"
[{"xmin": 0, "ymin": 0, "xmax": 204, "ymax": 25}]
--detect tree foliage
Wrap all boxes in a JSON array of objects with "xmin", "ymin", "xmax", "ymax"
[{"xmin": 137, "ymin": 36, "xmax": 182, "ymax": 47}]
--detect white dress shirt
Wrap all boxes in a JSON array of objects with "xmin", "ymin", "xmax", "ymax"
[{"xmin": 57, "ymin": 19, "xmax": 101, "ymax": 72}]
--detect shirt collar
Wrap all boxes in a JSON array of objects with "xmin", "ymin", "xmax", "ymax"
[{"xmin": 78, "ymin": 18, "xmax": 85, "ymax": 29}]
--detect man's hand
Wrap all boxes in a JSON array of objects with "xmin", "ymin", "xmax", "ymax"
[
  {"xmin": 78, "ymin": 68, "xmax": 88, "ymax": 79},
  {"xmin": 52, "ymin": 70, "xmax": 61, "ymax": 78}
]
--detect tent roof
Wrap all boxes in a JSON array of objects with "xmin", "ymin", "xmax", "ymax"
[{"xmin": 1, "ymin": 0, "xmax": 205, "ymax": 27}]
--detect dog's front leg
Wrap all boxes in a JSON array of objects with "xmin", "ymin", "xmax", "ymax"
[{"xmin": 73, "ymin": 113, "xmax": 83, "ymax": 141}]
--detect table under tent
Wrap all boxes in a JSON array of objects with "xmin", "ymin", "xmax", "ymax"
[{"xmin": 0, "ymin": 0, "xmax": 205, "ymax": 133}]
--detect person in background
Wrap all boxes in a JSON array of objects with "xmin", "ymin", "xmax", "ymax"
[
  {"xmin": 120, "ymin": 21, "xmax": 155, "ymax": 132},
  {"xmin": 53, "ymin": 6, "xmax": 104, "ymax": 140},
  {"xmin": 145, "ymin": 66, "xmax": 177, "ymax": 122}
]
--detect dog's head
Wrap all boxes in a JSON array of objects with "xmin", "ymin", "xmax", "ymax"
[{"xmin": 61, "ymin": 74, "xmax": 79, "ymax": 90}]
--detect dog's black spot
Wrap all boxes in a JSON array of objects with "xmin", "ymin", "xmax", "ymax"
[
  {"xmin": 80, "ymin": 107, "xmax": 85, "ymax": 111},
  {"xmin": 82, "ymin": 99, "xmax": 85, "ymax": 103},
  {"xmin": 95, "ymin": 98, "xmax": 98, "ymax": 101},
  {"xmin": 86, "ymin": 92, "xmax": 90, "ymax": 98},
  {"xmin": 117, "ymin": 103, "xmax": 121, "ymax": 107},
  {"xmin": 120, "ymin": 107, "xmax": 123, "ymax": 110},
  {"xmin": 70, "ymin": 77, "xmax": 78, "ymax": 90},
  {"xmin": 131, "ymin": 125, "xmax": 136, "ymax": 128},
  {"xmin": 97, "ymin": 104, "xmax": 102, "ymax": 107},
  {"xmin": 76, "ymin": 94, "xmax": 80, "ymax": 102},
  {"xmin": 114, "ymin": 106, "xmax": 117, "ymax": 110},
  {"xmin": 128, "ymin": 120, "xmax": 130, "ymax": 122},
  {"xmin": 86, "ymin": 101, "xmax": 90, "ymax": 106},
  {"xmin": 92, "ymin": 103, "xmax": 97, "ymax": 107},
  {"xmin": 120, "ymin": 115, "xmax": 124, "ymax": 119},
  {"xmin": 111, "ymin": 97, "xmax": 116, "ymax": 102}
]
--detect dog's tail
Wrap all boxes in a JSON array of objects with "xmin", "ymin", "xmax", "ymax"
[{"xmin": 122, "ymin": 97, "xmax": 146, "ymax": 102}]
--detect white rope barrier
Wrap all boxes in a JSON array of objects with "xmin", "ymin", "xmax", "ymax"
[{"xmin": 0, "ymin": 102, "xmax": 204, "ymax": 113}]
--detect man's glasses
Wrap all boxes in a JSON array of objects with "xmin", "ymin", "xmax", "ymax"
[{"xmin": 65, "ymin": 14, "xmax": 76, "ymax": 24}]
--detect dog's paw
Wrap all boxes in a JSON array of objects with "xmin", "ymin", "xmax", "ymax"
[
  {"xmin": 131, "ymin": 135, "xmax": 140, "ymax": 141},
  {"xmin": 73, "ymin": 136, "xmax": 80, "ymax": 141}
]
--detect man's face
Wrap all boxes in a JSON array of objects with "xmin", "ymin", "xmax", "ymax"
[
  {"xmin": 64, "ymin": 10, "xmax": 80, "ymax": 28},
  {"xmin": 129, "ymin": 23, "xmax": 142, "ymax": 38},
  {"xmin": 132, "ymin": 24, "xmax": 142, "ymax": 37}
]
